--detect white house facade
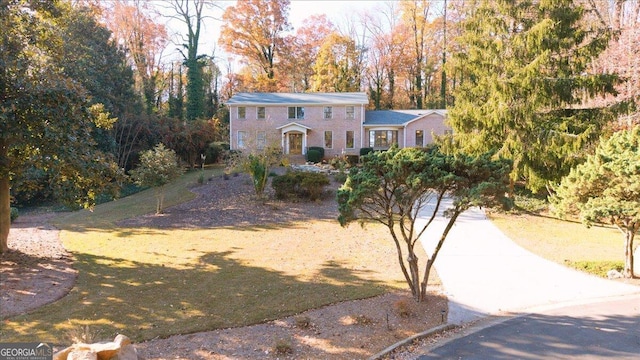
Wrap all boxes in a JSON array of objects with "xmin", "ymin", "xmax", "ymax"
[{"xmin": 227, "ymin": 92, "xmax": 450, "ymax": 159}]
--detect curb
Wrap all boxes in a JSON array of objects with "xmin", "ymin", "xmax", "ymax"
[{"xmin": 367, "ymin": 323, "xmax": 458, "ymax": 360}]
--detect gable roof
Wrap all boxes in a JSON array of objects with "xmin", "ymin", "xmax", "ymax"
[
  {"xmin": 364, "ymin": 109, "xmax": 446, "ymax": 126},
  {"xmin": 227, "ymin": 92, "xmax": 369, "ymax": 105}
]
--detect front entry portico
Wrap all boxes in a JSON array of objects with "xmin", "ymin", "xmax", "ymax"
[{"xmin": 277, "ymin": 122, "xmax": 312, "ymax": 155}]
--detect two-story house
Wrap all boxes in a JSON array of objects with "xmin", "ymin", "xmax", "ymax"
[{"xmin": 227, "ymin": 92, "xmax": 450, "ymax": 159}]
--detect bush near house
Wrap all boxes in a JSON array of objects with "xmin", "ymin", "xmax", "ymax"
[
  {"xmin": 359, "ymin": 147, "xmax": 373, "ymax": 156},
  {"xmin": 307, "ymin": 149, "xmax": 322, "ymax": 163}
]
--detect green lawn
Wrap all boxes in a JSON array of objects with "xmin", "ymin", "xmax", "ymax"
[{"xmin": 1, "ymin": 167, "xmax": 419, "ymax": 344}]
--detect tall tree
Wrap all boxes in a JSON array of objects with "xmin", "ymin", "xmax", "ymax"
[
  {"xmin": 552, "ymin": 126, "xmax": 640, "ymax": 279},
  {"xmin": 106, "ymin": 0, "xmax": 168, "ymax": 115},
  {"xmin": 337, "ymin": 146, "xmax": 511, "ymax": 302},
  {"xmin": 281, "ymin": 14, "xmax": 335, "ymax": 92},
  {"xmin": 448, "ymin": 0, "xmax": 620, "ymax": 193},
  {"xmin": 219, "ymin": 0, "xmax": 291, "ymax": 92},
  {"xmin": 311, "ymin": 32, "xmax": 362, "ymax": 92},
  {"xmin": 165, "ymin": 0, "xmax": 216, "ymax": 121},
  {"xmin": 1, "ymin": 0, "xmax": 121, "ymax": 253}
]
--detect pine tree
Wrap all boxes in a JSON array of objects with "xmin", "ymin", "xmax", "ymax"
[{"xmin": 448, "ymin": 0, "xmax": 620, "ymax": 192}]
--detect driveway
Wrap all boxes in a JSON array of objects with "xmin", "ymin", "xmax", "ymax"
[{"xmin": 417, "ymin": 198, "xmax": 640, "ymax": 324}]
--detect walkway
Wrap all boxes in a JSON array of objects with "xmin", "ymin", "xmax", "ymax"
[{"xmin": 417, "ymin": 198, "xmax": 640, "ymax": 325}]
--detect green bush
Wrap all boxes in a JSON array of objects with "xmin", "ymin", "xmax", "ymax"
[
  {"xmin": 205, "ymin": 142, "xmax": 230, "ymax": 164},
  {"xmin": 308, "ymin": 146, "xmax": 325, "ymax": 159},
  {"xmin": 346, "ymin": 155, "xmax": 359, "ymax": 166},
  {"xmin": 360, "ymin": 147, "xmax": 373, "ymax": 156},
  {"xmin": 306, "ymin": 149, "xmax": 322, "ymax": 163},
  {"xmin": 564, "ymin": 260, "xmax": 625, "ymax": 278},
  {"xmin": 10, "ymin": 207, "xmax": 19, "ymax": 223},
  {"xmin": 272, "ymin": 171, "xmax": 330, "ymax": 200},
  {"xmin": 300, "ymin": 172, "xmax": 330, "ymax": 200},
  {"xmin": 333, "ymin": 172, "xmax": 348, "ymax": 184}
]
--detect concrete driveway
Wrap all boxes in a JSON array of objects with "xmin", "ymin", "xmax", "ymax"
[{"xmin": 417, "ymin": 198, "xmax": 640, "ymax": 324}]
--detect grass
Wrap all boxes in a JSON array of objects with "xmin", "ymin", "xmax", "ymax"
[
  {"xmin": 1, "ymin": 166, "xmax": 432, "ymax": 344},
  {"xmin": 488, "ymin": 193, "xmax": 638, "ymax": 284}
]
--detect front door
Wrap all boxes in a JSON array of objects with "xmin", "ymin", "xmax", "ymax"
[{"xmin": 289, "ymin": 133, "xmax": 303, "ymax": 154}]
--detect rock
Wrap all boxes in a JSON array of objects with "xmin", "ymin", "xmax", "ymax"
[
  {"xmin": 607, "ymin": 269, "xmax": 623, "ymax": 279},
  {"xmin": 68, "ymin": 350, "xmax": 97, "ymax": 360},
  {"xmin": 53, "ymin": 335, "xmax": 138, "ymax": 360}
]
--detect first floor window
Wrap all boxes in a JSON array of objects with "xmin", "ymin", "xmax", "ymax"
[
  {"xmin": 444, "ymin": 129, "xmax": 454, "ymax": 135},
  {"xmin": 257, "ymin": 131, "xmax": 266, "ymax": 149},
  {"xmin": 369, "ymin": 130, "xmax": 398, "ymax": 148},
  {"xmin": 415, "ymin": 130, "xmax": 424, "ymax": 147},
  {"xmin": 257, "ymin": 107, "xmax": 266, "ymax": 119},
  {"xmin": 324, "ymin": 131, "xmax": 333, "ymax": 149},
  {"xmin": 288, "ymin": 106, "xmax": 305, "ymax": 119},
  {"xmin": 237, "ymin": 131, "xmax": 247, "ymax": 148},
  {"xmin": 346, "ymin": 130, "xmax": 354, "ymax": 149},
  {"xmin": 237, "ymin": 107, "xmax": 246, "ymax": 119}
]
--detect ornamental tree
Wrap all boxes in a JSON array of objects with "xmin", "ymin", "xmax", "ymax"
[
  {"xmin": 552, "ymin": 126, "xmax": 640, "ymax": 278},
  {"xmin": 130, "ymin": 143, "xmax": 183, "ymax": 214},
  {"xmin": 337, "ymin": 146, "xmax": 511, "ymax": 302}
]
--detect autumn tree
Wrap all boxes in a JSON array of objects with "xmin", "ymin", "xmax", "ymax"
[
  {"xmin": 338, "ymin": 146, "xmax": 511, "ymax": 302},
  {"xmin": 219, "ymin": 0, "xmax": 291, "ymax": 92},
  {"xmin": 106, "ymin": 0, "xmax": 168, "ymax": 115},
  {"xmin": 448, "ymin": 0, "xmax": 620, "ymax": 193},
  {"xmin": 311, "ymin": 32, "xmax": 362, "ymax": 92},
  {"xmin": 1, "ymin": 0, "xmax": 121, "ymax": 253},
  {"xmin": 281, "ymin": 14, "xmax": 335, "ymax": 92},
  {"xmin": 552, "ymin": 126, "xmax": 640, "ymax": 278}
]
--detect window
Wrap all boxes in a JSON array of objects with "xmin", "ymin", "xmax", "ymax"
[
  {"xmin": 237, "ymin": 107, "xmax": 246, "ymax": 119},
  {"xmin": 323, "ymin": 106, "xmax": 333, "ymax": 119},
  {"xmin": 444, "ymin": 129, "xmax": 454, "ymax": 135},
  {"xmin": 415, "ymin": 130, "xmax": 424, "ymax": 147},
  {"xmin": 257, "ymin": 107, "xmax": 266, "ymax": 119},
  {"xmin": 369, "ymin": 130, "xmax": 398, "ymax": 148},
  {"xmin": 237, "ymin": 131, "xmax": 247, "ymax": 148},
  {"xmin": 288, "ymin": 106, "xmax": 305, "ymax": 119},
  {"xmin": 324, "ymin": 131, "xmax": 333, "ymax": 149},
  {"xmin": 346, "ymin": 131, "xmax": 354, "ymax": 149},
  {"xmin": 257, "ymin": 131, "xmax": 266, "ymax": 149},
  {"xmin": 346, "ymin": 106, "xmax": 355, "ymax": 119}
]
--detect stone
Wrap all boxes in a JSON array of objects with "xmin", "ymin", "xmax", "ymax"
[
  {"xmin": 53, "ymin": 334, "xmax": 138, "ymax": 360},
  {"xmin": 67, "ymin": 350, "xmax": 97, "ymax": 360},
  {"xmin": 607, "ymin": 269, "xmax": 623, "ymax": 279}
]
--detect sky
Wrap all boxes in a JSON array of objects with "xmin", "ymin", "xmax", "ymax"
[{"xmin": 161, "ymin": 0, "xmax": 386, "ymax": 63}]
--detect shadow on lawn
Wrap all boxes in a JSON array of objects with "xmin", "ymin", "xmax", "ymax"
[{"xmin": 1, "ymin": 248, "xmax": 391, "ymax": 347}]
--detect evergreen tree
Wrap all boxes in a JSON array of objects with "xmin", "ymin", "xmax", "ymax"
[{"xmin": 448, "ymin": 0, "xmax": 620, "ymax": 192}]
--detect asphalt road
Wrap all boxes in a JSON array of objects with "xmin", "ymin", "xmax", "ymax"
[{"xmin": 418, "ymin": 294, "xmax": 640, "ymax": 359}]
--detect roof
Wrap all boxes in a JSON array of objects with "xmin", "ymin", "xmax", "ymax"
[
  {"xmin": 227, "ymin": 92, "xmax": 369, "ymax": 105},
  {"xmin": 364, "ymin": 109, "xmax": 447, "ymax": 126}
]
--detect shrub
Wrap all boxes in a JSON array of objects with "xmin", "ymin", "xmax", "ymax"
[
  {"xmin": 359, "ymin": 147, "xmax": 374, "ymax": 156},
  {"xmin": 306, "ymin": 149, "xmax": 322, "ymax": 163},
  {"xmin": 308, "ymin": 146, "xmax": 325, "ymax": 159},
  {"xmin": 346, "ymin": 155, "xmax": 359, "ymax": 166},
  {"xmin": 300, "ymin": 172, "xmax": 330, "ymax": 201},
  {"xmin": 333, "ymin": 172, "xmax": 348, "ymax": 184},
  {"xmin": 564, "ymin": 260, "xmax": 625, "ymax": 278},
  {"xmin": 393, "ymin": 299, "xmax": 412, "ymax": 318},
  {"xmin": 10, "ymin": 207, "xmax": 19, "ymax": 223},
  {"xmin": 294, "ymin": 316, "xmax": 312, "ymax": 329},
  {"xmin": 271, "ymin": 171, "xmax": 330, "ymax": 200},
  {"xmin": 273, "ymin": 338, "xmax": 293, "ymax": 355},
  {"xmin": 205, "ymin": 142, "xmax": 229, "ymax": 164}
]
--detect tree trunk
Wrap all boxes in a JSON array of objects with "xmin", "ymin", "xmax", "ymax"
[
  {"xmin": 623, "ymin": 225, "xmax": 636, "ymax": 278},
  {"xmin": 0, "ymin": 175, "xmax": 10, "ymax": 254}
]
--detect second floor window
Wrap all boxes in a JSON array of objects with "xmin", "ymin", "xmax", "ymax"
[
  {"xmin": 288, "ymin": 106, "xmax": 304, "ymax": 119},
  {"xmin": 238, "ymin": 107, "xmax": 246, "ymax": 119},
  {"xmin": 346, "ymin": 106, "xmax": 355, "ymax": 119},
  {"xmin": 324, "ymin": 106, "xmax": 333, "ymax": 119},
  {"xmin": 257, "ymin": 107, "xmax": 266, "ymax": 119}
]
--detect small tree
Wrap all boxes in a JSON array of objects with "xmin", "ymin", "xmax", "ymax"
[
  {"xmin": 551, "ymin": 126, "xmax": 640, "ymax": 279},
  {"xmin": 338, "ymin": 146, "xmax": 511, "ymax": 302},
  {"xmin": 130, "ymin": 143, "xmax": 183, "ymax": 214}
]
